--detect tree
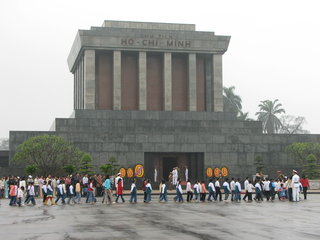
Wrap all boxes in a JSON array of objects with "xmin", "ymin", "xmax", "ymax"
[
  {"xmin": 13, "ymin": 135, "xmax": 84, "ymax": 176},
  {"xmin": 286, "ymin": 142, "xmax": 320, "ymax": 165},
  {"xmin": 223, "ymin": 86, "xmax": 242, "ymax": 114},
  {"xmin": 254, "ymin": 155, "xmax": 265, "ymax": 174},
  {"xmin": 255, "ymin": 99, "xmax": 285, "ymax": 134},
  {"xmin": 99, "ymin": 156, "xmax": 119, "ymax": 175},
  {"xmin": 63, "ymin": 164, "xmax": 77, "ymax": 175},
  {"xmin": 79, "ymin": 153, "xmax": 95, "ymax": 175},
  {"xmin": 25, "ymin": 164, "xmax": 39, "ymax": 176},
  {"xmin": 303, "ymin": 154, "xmax": 320, "ymax": 179},
  {"xmin": 279, "ymin": 115, "xmax": 310, "ymax": 134},
  {"xmin": 237, "ymin": 111, "xmax": 254, "ymax": 121}
]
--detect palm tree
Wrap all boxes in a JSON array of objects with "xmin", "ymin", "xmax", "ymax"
[
  {"xmin": 255, "ymin": 99, "xmax": 285, "ymax": 134},
  {"xmin": 223, "ymin": 86, "xmax": 242, "ymax": 114},
  {"xmin": 237, "ymin": 111, "xmax": 253, "ymax": 121}
]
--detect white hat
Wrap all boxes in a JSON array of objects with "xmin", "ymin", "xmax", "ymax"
[
  {"xmin": 293, "ymin": 170, "xmax": 298, "ymax": 174},
  {"xmin": 28, "ymin": 175, "xmax": 32, "ymax": 178}
]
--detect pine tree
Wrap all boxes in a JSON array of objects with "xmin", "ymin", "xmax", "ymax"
[
  {"xmin": 79, "ymin": 153, "xmax": 95, "ymax": 175},
  {"xmin": 303, "ymin": 154, "xmax": 320, "ymax": 179},
  {"xmin": 254, "ymin": 155, "xmax": 265, "ymax": 174}
]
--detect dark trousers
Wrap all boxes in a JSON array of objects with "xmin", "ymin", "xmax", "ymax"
[
  {"xmin": 187, "ymin": 191, "xmax": 193, "ymax": 202},
  {"xmin": 43, "ymin": 194, "xmax": 47, "ymax": 203},
  {"xmin": 143, "ymin": 191, "xmax": 147, "ymax": 202},
  {"xmin": 248, "ymin": 192, "xmax": 252, "ymax": 201},
  {"xmin": 243, "ymin": 190, "xmax": 248, "ymax": 200},
  {"xmin": 200, "ymin": 193, "xmax": 206, "ymax": 202},
  {"xmin": 215, "ymin": 187, "xmax": 222, "ymax": 201},
  {"xmin": 303, "ymin": 187, "xmax": 308, "ymax": 199},
  {"xmin": 265, "ymin": 191, "xmax": 270, "ymax": 201},
  {"xmin": 288, "ymin": 188, "xmax": 293, "ymax": 201},
  {"xmin": 116, "ymin": 194, "xmax": 125, "ymax": 203}
]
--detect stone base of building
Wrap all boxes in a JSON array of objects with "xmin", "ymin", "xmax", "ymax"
[{"xmin": 9, "ymin": 110, "xmax": 320, "ymax": 180}]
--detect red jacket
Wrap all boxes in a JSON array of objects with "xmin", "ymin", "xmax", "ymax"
[
  {"xmin": 300, "ymin": 178, "xmax": 310, "ymax": 188},
  {"xmin": 117, "ymin": 182, "xmax": 123, "ymax": 195}
]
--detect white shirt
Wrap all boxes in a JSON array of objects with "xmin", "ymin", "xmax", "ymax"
[
  {"xmin": 146, "ymin": 183, "xmax": 152, "ymax": 191},
  {"xmin": 69, "ymin": 185, "xmax": 74, "ymax": 195},
  {"xmin": 263, "ymin": 180, "xmax": 270, "ymax": 191},
  {"xmin": 186, "ymin": 182, "xmax": 192, "ymax": 192},
  {"xmin": 208, "ymin": 182, "xmax": 215, "ymax": 192},
  {"xmin": 28, "ymin": 185, "xmax": 35, "ymax": 196},
  {"xmin": 198, "ymin": 183, "xmax": 202, "ymax": 192},
  {"xmin": 194, "ymin": 183, "xmax": 200, "ymax": 193},
  {"xmin": 42, "ymin": 185, "xmax": 47, "ymax": 194},
  {"xmin": 131, "ymin": 183, "xmax": 136, "ymax": 193},
  {"xmin": 230, "ymin": 180, "xmax": 235, "ymax": 191},
  {"xmin": 244, "ymin": 179, "xmax": 249, "ymax": 191},
  {"xmin": 255, "ymin": 183, "xmax": 262, "ymax": 191},
  {"xmin": 17, "ymin": 188, "xmax": 24, "ymax": 198},
  {"xmin": 58, "ymin": 184, "xmax": 64, "ymax": 195},
  {"xmin": 161, "ymin": 183, "xmax": 166, "ymax": 193},
  {"xmin": 248, "ymin": 183, "xmax": 254, "ymax": 193},
  {"xmin": 222, "ymin": 181, "xmax": 231, "ymax": 192},
  {"xmin": 177, "ymin": 184, "xmax": 183, "ymax": 194},
  {"xmin": 215, "ymin": 180, "xmax": 220, "ymax": 188},
  {"xmin": 82, "ymin": 176, "xmax": 88, "ymax": 185},
  {"xmin": 235, "ymin": 182, "xmax": 241, "ymax": 192},
  {"xmin": 292, "ymin": 174, "xmax": 300, "ymax": 187}
]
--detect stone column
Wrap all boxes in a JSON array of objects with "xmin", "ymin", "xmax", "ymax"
[
  {"xmin": 205, "ymin": 56, "xmax": 213, "ymax": 112},
  {"xmin": 139, "ymin": 52, "xmax": 147, "ymax": 110},
  {"xmin": 83, "ymin": 50, "xmax": 95, "ymax": 109},
  {"xmin": 212, "ymin": 54, "xmax": 223, "ymax": 112},
  {"xmin": 188, "ymin": 53, "xmax": 197, "ymax": 111},
  {"xmin": 163, "ymin": 52, "xmax": 172, "ymax": 111},
  {"xmin": 113, "ymin": 50, "xmax": 121, "ymax": 110}
]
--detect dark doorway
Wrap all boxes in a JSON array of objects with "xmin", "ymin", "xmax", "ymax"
[
  {"xmin": 162, "ymin": 157, "xmax": 178, "ymax": 181},
  {"xmin": 144, "ymin": 152, "xmax": 204, "ymax": 185}
]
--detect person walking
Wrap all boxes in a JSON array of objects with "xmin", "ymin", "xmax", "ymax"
[
  {"xmin": 300, "ymin": 175, "xmax": 310, "ymax": 200},
  {"xmin": 292, "ymin": 170, "xmax": 300, "ymax": 202},
  {"xmin": 130, "ymin": 179, "xmax": 137, "ymax": 203},
  {"xmin": 222, "ymin": 178, "xmax": 231, "ymax": 201},
  {"xmin": 242, "ymin": 177, "xmax": 249, "ymax": 201},
  {"xmin": 207, "ymin": 178, "xmax": 216, "ymax": 201},
  {"xmin": 174, "ymin": 180, "xmax": 184, "ymax": 203},
  {"xmin": 159, "ymin": 180, "xmax": 168, "ymax": 203},
  {"xmin": 186, "ymin": 179, "xmax": 193, "ymax": 202},
  {"xmin": 215, "ymin": 178, "xmax": 222, "ymax": 201},
  {"xmin": 115, "ymin": 178, "xmax": 125, "ymax": 203},
  {"xmin": 145, "ymin": 180, "xmax": 152, "ymax": 203}
]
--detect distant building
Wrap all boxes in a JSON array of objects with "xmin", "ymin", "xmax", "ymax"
[{"xmin": 8, "ymin": 21, "xmax": 320, "ymax": 180}]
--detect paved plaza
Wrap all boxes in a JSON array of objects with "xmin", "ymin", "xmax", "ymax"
[{"xmin": 1, "ymin": 194, "xmax": 320, "ymax": 240}]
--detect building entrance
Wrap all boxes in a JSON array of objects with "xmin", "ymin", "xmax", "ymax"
[{"xmin": 144, "ymin": 152, "xmax": 204, "ymax": 186}]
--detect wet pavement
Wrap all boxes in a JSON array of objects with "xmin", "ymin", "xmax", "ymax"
[{"xmin": 0, "ymin": 195, "xmax": 320, "ymax": 240}]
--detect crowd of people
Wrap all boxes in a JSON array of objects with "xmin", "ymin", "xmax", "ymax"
[{"xmin": 0, "ymin": 169, "xmax": 310, "ymax": 207}]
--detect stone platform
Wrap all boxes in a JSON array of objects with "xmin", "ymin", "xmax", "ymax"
[{"xmin": 0, "ymin": 195, "xmax": 320, "ymax": 240}]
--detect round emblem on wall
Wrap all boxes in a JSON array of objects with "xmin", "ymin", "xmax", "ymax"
[
  {"xmin": 221, "ymin": 167, "xmax": 229, "ymax": 177},
  {"xmin": 206, "ymin": 168, "xmax": 213, "ymax": 177},
  {"xmin": 214, "ymin": 168, "xmax": 221, "ymax": 177},
  {"xmin": 127, "ymin": 168, "xmax": 134, "ymax": 178},
  {"xmin": 134, "ymin": 164, "xmax": 144, "ymax": 178},
  {"xmin": 119, "ymin": 167, "xmax": 126, "ymax": 178}
]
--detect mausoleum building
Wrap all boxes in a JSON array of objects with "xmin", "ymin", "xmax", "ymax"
[{"xmin": 7, "ymin": 21, "xmax": 320, "ymax": 180}]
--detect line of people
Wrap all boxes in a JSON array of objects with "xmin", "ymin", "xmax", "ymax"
[{"xmin": 1, "ymin": 169, "xmax": 310, "ymax": 207}]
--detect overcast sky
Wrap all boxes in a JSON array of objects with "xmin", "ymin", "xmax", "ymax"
[{"xmin": 1, "ymin": 0, "xmax": 320, "ymax": 138}]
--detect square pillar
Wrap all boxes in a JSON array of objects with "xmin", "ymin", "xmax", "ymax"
[
  {"xmin": 205, "ymin": 56, "xmax": 213, "ymax": 112},
  {"xmin": 212, "ymin": 54, "xmax": 223, "ymax": 112},
  {"xmin": 163, "ymin": 52, "xmax": 172, "ymax": 111},
  {"xmin": 139, "ymin": 52, "xmax": 147, "ymax": 110},
  {"xmin": 188, "ymin": 53, "xmax": 197, "ymax": 111},
  {"xmin": 83, "ymin": 50, "xmax": 95, "ymax": 109},
  {"xmin": 113, "ymin": 50, "xmax": 121, "ymax": 110}
]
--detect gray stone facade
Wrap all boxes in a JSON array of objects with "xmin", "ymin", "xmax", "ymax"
[{"xmin": 9, "ymin": 110, "xmax": 320, "ymax": 179}]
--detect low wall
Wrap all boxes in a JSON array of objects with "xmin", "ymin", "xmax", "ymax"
[{"xmin": 309, "ymin": 180, "xmax": 320, "ymax": 190}]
